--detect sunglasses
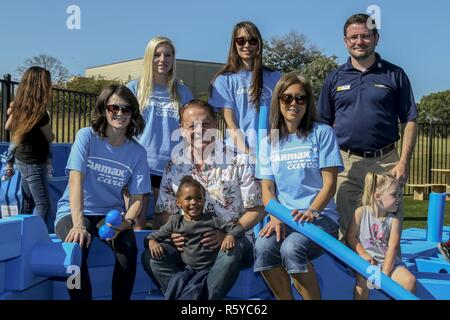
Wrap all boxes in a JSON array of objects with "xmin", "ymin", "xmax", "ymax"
[
  {"xmin": 106, "ymin": 104, "xmax": 132, "ymax": 115},
  {"xmin": 234, "ymin": 37, "xmax": 259, "ymax": 46},
  {"xmin": 279, "ymin": 94, "xmax": 308, "ymax": 105}
]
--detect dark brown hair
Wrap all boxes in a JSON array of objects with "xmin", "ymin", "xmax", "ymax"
[
  {"xmin": 269, "ymin": 72, "xmax": 316, "ymax": 143},
  {"xmin": 210, "ymin": 21, "xmax": 272, "ymax": 111},
  {"xmin": 179, "ymin": 99, "xmax": 216, "ymax": 122},
  {"xmin": 91, "ymin": 84, "xmax": 145, "ymax": 139},
  {"xmin": 176, "ymin": 175, "xmax": 205, "ymax": 198},
  {"xmin": 11, "ymin": 66, "xmax": 52, "ymax": 144},
  {"xmin": 344, "ymin": 13, "xmax": 379, "ymax": 37}
]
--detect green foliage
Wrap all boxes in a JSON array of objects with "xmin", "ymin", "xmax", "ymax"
[
  {"xmin": 263, "ymin": 31, "xmax": 338, "ymax": 101},
  {"xmin": 417, "ymin": 90, "xmax": 450, "ymax": 123},
  {"xmin": 65, "ymin": 75, "xmax": 123, "ymax": 95},
  {"xmin": 302, "ymin": 55, "xmax": 339, "ymax": 102}
]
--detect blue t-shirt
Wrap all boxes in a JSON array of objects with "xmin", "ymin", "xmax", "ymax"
[
  {"xmin": 256, "ymin": 122, "xmax": 344, "ymax": 224},
  {"xmin": 127, "ymin": 79, "xmax": 193, "ymax": 176},
  {"xmin": 316, "ymin": 53, "xmax": 418, "ymax": 151},
  {"xmin": 55, "ymin": 127, "xmax": 151, "ymax": 225},
  {"xmin": 208, "ymin": 68, "xmax": 281, "ymax": 152}
]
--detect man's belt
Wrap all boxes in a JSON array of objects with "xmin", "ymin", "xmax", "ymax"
[{"xmin": 340, "ymin": 143, "xmax": 396, "ymax": 158}]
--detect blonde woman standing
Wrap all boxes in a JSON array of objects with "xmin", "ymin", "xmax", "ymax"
[{"xmin": 127, "ymin": 36, "xmax": 193, "ymax": 229}]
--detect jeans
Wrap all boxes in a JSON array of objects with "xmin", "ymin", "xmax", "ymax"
[
  {"xmin": 15, "ymin": 159, "xmax": 51, "ymax": 222},
  {"xmin": 254, "ymin": 215, "xmax": 339, "ymax": 274},
  {"xmin": 142, "ymin": 236, "xmax": 253, "ymax": 300},
  {"xmin": 55, "ymin": 214, "xmax": 138, "ymax": 300}
]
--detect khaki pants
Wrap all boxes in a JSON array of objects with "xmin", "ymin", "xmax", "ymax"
[{"xmin": 336, "ymin": 149, "xmax": 403, "ymax": 240}]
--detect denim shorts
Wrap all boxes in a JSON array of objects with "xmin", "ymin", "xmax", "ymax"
[{"xmin": 254, "ymin": 215, "xmax": 339, "ymax": 274}]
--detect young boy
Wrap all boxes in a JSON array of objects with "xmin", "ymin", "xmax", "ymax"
[
  {"xmin": 147, "ymin": 175, "xmax": 244, "ymax": 299},
  {"xmin": 147, "ymin": 175, "xmax": 244, "ymax": 270}
]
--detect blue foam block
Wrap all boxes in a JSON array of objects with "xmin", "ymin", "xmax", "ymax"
[
  {"xmin": 0, "ymin": 262, "xmax": 5, "ymax": 293},
  {"xmin": 226, "ymin": 268, "xmax": 270, "ymax": 299},
  {"xmin": 414, "ymin": 272, "xmax": 450, "ymax": 300},
  {"xmin": 4, "ymin": 215, "xmax": 49, "ymax": 291},
  {"xmin": 50, "ymin": 144, "xmax": 72, "ymax": 177},
  {"xmin": 415, "ymin": 257, "xmax": 450, "ymax": 274},
  {"xmin": 427, "ymin": 192, "xmax": 446, "ymax": 243},
  {"xmin": 0, "ymin": 219, "xmax": 22, "ymax": 261},
  {"xmin": 400, "ymin": 238, "xmax": 439, "ymax": 259},
  {"xmin": 0, "ymin": 280, "xmax": 53, "ymax": 300},
  {"xmin": 52, "ymin": 280, "xmax": 70, "ymax": 300},
  {"xmin": 0, "ymin": 163, "xmax": 22, "ymax": 217},
  {"xmin": 31, "ymin": 241, "xmax": 81, "ymax": 277},
  {"xmin": 46, "ymin": 177, "xmax": 69, "ymax": 232}
]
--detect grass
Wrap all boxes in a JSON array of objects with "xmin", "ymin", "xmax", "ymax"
[{"xmin": 403, "ymin": 195, "xmax": 450, "ymax": 229}]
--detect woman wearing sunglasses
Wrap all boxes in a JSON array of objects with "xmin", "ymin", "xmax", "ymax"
[
  {"xmin": 54, "ymin": 84, "xmax": 151, "ymax": 300},
  {"xmin": 127, "ymin": 36, "xmax": 193, "ymax": 230},
  {"xmin": 254, "ymin": 72, "xmax": 343, "ymax": 300},
  {"xmin": 209, "ymin": 21, "xmax": 281, "ymax": 155}
]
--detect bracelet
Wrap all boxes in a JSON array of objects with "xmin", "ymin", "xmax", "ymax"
[
  {"xmin": 73, "ymin": 222, "xmax": 87, "ymax": 230},
  {"xmin": 307, "ymin": 208, "xmax": 321, "ymax": 218}
]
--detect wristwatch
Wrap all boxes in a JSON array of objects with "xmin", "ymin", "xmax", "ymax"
[
  {"xmin": 125, "ymin": 218, "xmax": 136, "ymax": 229},
  {"xmin": 307, "ymin": 208, "xmax": 321, "ymax": 218}
]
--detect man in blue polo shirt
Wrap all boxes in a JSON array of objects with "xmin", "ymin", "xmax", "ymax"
[{"xmin": 317, "ymin": 13, "xmax": 418, "ymax": 239}]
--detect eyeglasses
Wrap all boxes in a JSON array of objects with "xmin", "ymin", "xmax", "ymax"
[
  {"xmin": 279, "ymin": 94, "xmax": 308, "ymax": 105},
  {"xmin": 106, "ymin": 104, "xmax": 132, "ymax": 115},
  {"xmin": 235, "ymin": 37, "xmax": 259, "ymax": 46},
  {"xmin": 345, "ymin": 33, "xmax": 373, "ymax": 43}
]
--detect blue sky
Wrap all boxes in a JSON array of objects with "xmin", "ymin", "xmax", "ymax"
[{"xmin": 0, "ymin": 0, "xmax": 449, "ymax": 100}]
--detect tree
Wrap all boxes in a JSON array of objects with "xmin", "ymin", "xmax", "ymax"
[
  {"xmin": 417, "ymin": 90, "xmax": 450, "ymax": 124},
  {"xmin": 16, "ymin": 54, "xmax": 70, "ymax": 84},
  {"xmin": 263, "ymin": 31, "xmax": 338, "ymax": 101},
  {"xmin": 65, "ymin": 75, "xmax": 123, "ymax": 95}
]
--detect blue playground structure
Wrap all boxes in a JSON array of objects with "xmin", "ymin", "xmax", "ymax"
[{"xmin": 0, "ymin": 142, "xmax": 449, "ymax": 300}]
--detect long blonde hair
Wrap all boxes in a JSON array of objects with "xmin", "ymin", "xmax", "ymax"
[
  {"xmin": 362, "ymin": 172, "xmax": 398, "ymax": 207},
  {"xmin": 136, "ymin": 36, "xmax": 180, "ymax": 113},
  {"xmin": 11, "ymin": 66, "xmax": 52, "ymax": 144}
]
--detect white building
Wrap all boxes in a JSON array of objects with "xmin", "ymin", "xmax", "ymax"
[{"xmin": 85, "ymin": 58, "xmax": 224, "ymax": 98}]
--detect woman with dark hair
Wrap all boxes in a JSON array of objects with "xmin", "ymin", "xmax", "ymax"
[
  {"xmin": 209, "ymin": 21, "xmax": 281, "ymax": 155},
  {"xmin": 5, "ymin": 66, "xmax": 55, "ymax": 226},
  {"xmin": 254, "ymin": 72, "xmax": 343, "ymax": 300},
  {"xmin": 127, "ymin": 36, "xmax": 193, "ymax": 230},
  {"xmin": 54, "ymin": 84, "xmax": 151, "ymax": 300}
]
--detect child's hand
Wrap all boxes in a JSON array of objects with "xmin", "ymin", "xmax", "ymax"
[
  {"xmin": 220, "ymin": 235, "xmax": 236, "ymax": 252},
  {"xmin": 361, "ymin": 253, "xmax": 376, "ymax": 265},
  {"xmin": 148, "ymin": 240, "xmax": 164, "ymax": 259}
]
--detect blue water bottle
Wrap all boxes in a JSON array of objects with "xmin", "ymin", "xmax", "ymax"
[{"xmin": 99, "ymin": 209, "xmax": 122, "ymax": 240}]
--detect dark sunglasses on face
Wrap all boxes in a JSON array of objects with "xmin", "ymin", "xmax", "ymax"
[
  {"xmin": 106, "ymin": 104, "xmax": 132, "ymax": 115},
  {"xmin": 235, "ymin": 37, "xmax": 259, "ymax": 46},
  {"xmin": 279, "ymin": 94, "xmax": 308, "ymax": 105}
]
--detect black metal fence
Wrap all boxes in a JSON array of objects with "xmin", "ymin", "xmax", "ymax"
[
  {"xmin": 401, "ymin": 122, "xmax": 450, "ymax": 195},
  {"xmin": 1, "ymin": 74, "xmax": 97, "ymax": 143},
  {"xmin": 1, "ymin": 74, "xmax": 449, "ymax": 195}
]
